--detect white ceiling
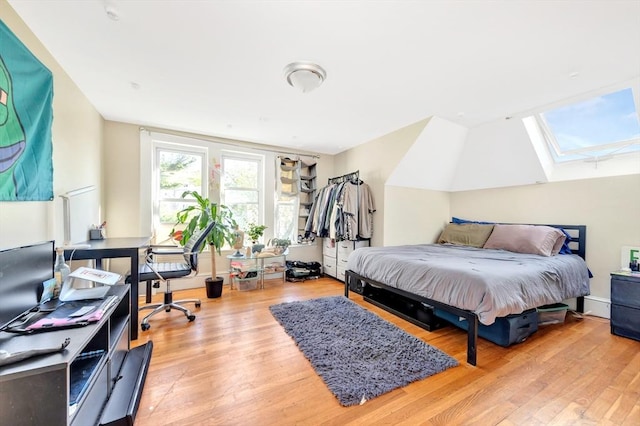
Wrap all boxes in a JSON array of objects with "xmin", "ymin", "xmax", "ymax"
[{"xmin": 8, "ymin": 0, "xmax": 640, "ymax": 155}]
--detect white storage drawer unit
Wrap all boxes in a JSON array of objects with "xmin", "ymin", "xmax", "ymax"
[{"xmin": 323, "ymin": 238, "xmax": 369, "ymax": 281}]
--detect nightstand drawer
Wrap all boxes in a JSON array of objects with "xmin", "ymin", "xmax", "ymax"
[
  {"xmin": 611, "ymin": 304, "xmax": 640, "ymax": 341},
  {"xmin": 611, "ymin": 275, "xmax": 640, "ymax": 309}
]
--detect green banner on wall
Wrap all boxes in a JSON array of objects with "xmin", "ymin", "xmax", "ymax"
[{"xmin": 0, "ymin": 19, "xmax": 53, "ymax": 201}]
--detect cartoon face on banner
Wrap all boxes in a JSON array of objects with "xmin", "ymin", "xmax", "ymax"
[
  {"xmin": 0, "ymin": 20, "xmax": 53, "ymax": 201},
  {"xmin": 0, "ymin": 56, "xmax": 27, "ymax": 197}
]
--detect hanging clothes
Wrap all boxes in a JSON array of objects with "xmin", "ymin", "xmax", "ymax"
[
  {"xmin": 342, "ymin": 180, "xmax": 375, "ymax": 239},
  {"xmin": 306, "ymin": 172, "xmax": 375, "ymax": 241}
]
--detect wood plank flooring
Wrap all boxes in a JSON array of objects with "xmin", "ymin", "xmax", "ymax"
[{"xmin": 132, "ymin": 277, "xmax": 640, "ymax": 425}]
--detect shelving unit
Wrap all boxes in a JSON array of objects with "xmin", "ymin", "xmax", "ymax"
[
  {"xmin": 298, "ymin": 160, "xmax": 317, "ymax": 243},
  {"xmin": 0, "ymin": 285, "xmax": 152, "ymax": 426}
]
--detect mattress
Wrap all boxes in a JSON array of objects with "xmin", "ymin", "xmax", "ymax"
[{"xmin": 346, "ymin": 244, "xmax": 590, "ymax": 325}]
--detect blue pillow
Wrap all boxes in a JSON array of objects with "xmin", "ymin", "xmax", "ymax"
[
  {"xmin": 451, "ymin": 217, "xmax": 494, "ymax": 225},
  {"xmin": 451, "ymin": 217, "xmax": 573, "ymax": 255},
  {"xmin": 558, "ymin": 228, "xmax": 573, "ymax": 255}
]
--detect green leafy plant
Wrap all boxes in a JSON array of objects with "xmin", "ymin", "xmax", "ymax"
[
  {"xmin": 268, "ymin": 238, "xmax": 291, "ymax": 255},
  {"xmin": 247, "ymin": 223, "xmax": 267, "ymax": 243},
  {"xmin": 172, "ymin": 190, "xmax": 237, "ymax": 279},
  {"xmin": 270, "ymin": 238, "xmax": 291, "ymax": 249}
]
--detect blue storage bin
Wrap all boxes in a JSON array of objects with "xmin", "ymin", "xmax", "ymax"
[{"xmin": 435, "ymin": 308, "xmax": 538, "ymax": 347}]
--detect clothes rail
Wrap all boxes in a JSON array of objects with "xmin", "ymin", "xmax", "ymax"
[{"xmin": 328, "ymin": 170, "xmax": 359, "ymax": 185}]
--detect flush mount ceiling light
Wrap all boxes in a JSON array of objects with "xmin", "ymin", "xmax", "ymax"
[
  {"xmin": 284, "ymin": 61, "xmax": 327, "ymax": 93},
  {"xmin": 104, "ymin": 1, "xmax": 120, "ymax": 21}
]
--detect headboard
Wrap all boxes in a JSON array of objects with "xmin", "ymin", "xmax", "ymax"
[
  {"xmin": 450, "ymin": 219, "xmax": 586, "ymax": 260},
  {"xmin": 547, "ymin": 224, "xmax": 586, "ymax": 260}
]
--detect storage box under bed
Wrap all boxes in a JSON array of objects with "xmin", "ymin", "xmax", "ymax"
[{"xmin": 434, "ymin": 308, "xmax": 538, "ymax": 347}]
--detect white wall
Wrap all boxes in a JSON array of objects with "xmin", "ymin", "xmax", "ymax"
[
  {"xmin": 334, "ymin": 118, "xmax": 435, "ymax": 247},
  {"xmin": 102, "ymin": 121, "xmax": 333, "ymax": 285},
  {"xmin": 384, "ymin": 186, "xmax": 450, "ymax": 246},
  {"xmin": 0, "ymin": 1, "xmax": 103, "ymax": 249},
  {"xmin": 387, "ymin": 116, "xmax": 467, "ymax": 191},
  {"xmin": 451, "ymin": 118, "xmax": 548, "ymax": 191}
]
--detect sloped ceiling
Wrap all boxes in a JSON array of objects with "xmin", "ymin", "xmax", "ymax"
[
  {"xmin": 387, "ymin": 117, "xmax": 468, "ymax": 191},
  {"xmin": 7, "ymin": 0, "xmax": 640, "ymax": 156}
]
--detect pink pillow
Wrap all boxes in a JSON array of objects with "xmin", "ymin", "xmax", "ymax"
[{"xmin": 483, "ymin": 224, "xmax": 566, "ymax": 256}]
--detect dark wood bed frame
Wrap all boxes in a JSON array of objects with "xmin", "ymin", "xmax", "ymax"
[{"xmin": 344, "ymin": 224, "xmax": 587, "ymax": 366}]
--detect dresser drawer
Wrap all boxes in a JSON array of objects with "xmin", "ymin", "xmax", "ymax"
[
  {"xmin": 611, "ymin": 275, "xmax": 640, "ymax": 309},
  {"xmin": 323, "ymin": 255, "xmax": 337, "ymax": 277},
  {"xmin": 337, "ymin": 265, "xmax": 346, "ymax": 282},
  {"xmin": 323, "ymin": 238, "xmax": 336, "ymax": 258},
  {"xmin": 337, "ymin": 240, "xmax": 369, "ymax": 262}
]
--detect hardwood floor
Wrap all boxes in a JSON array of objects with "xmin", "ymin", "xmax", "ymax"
[{"xmin": 132, "ymin": 277, "xmax": 640, "ymax": 425}]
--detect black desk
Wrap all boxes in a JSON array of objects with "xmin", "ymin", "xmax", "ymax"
[{"xmin": 65, "ymin": 237, "xmax": 151, "ymax": 340}]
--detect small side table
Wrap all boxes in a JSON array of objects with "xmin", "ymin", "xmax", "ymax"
[
  {"xmin": 256, "ymin": 252, "xmax": 287, "ymax": 288},
  {"xmin": 228, "ymin": 255, "xmax": 259, "ymax": 290},
  {"xmin": 227, "ymin": 251, "xmax": 287, "ymax": 290},
  {"xmin": 610, "ymin": 271, "xmax": 640, "ymax": 341}
]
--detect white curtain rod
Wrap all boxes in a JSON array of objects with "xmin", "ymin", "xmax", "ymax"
[{"xmin": 140, "ymin": 127, "xmax": 321, "ymax": 159}]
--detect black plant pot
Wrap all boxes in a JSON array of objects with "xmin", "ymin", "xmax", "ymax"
[{"xmin": 205, "ymin": 276, "xmax": 224, "ymax": 298}]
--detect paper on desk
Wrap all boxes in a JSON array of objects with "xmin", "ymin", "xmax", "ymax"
[{"xmin": 69, "ymin": 267, "xmax": 121, "ymax": 285}]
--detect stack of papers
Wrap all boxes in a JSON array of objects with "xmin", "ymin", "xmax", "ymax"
[
  {"xmin": 69, "ymin": 267, "xmax": 121, "ymax": 285},
  {"xmin": 60, "ymin": 267, "xmax": 122, "ymax": 301}
]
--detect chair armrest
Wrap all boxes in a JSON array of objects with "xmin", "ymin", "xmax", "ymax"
[
  {"xmin": 149, "ymin": 246, "xmax": 183, "ymax": 255},
  {"xmin": 144, "ymin": 245, "xmax": 183, "ymax": 265}
]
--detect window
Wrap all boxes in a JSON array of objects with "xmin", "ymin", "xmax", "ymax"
[
  {"xmin": 154, "ymin": 143, "xmax": 206, "ymax": 227},
  {"xmin": 220, "ymin": 153, "xmax": 263, "ymax": 235},
  {"xmin": 539, "ymin": 88, "xmax": 640, "ymax": 162},
  {"xmin": 143, "ymin": 131, "xmax": 316, "ymax": 248}
]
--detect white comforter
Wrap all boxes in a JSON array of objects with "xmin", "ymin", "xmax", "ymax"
[{"xmin": 347, "ymin": 244, "xmax": 590, "ymax": 325}]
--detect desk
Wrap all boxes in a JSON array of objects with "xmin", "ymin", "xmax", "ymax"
[{"xmin": 64, "ymin": 236, "xmax": 150, "ymax": 340}]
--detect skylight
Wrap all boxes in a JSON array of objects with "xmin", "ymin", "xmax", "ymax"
[{"xmin": 539, "ymin": 88, "xmax": 640, "ymax": 163}]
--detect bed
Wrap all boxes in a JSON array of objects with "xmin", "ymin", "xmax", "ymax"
[{"xmin": 344, "ymin": 223, "xmax": 590, "ymax": 366}]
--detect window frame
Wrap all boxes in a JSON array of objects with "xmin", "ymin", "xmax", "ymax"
[
  {"xmin": 152, "ymin": 141, "xmax": 208, "ymax": 232},
  {"xmin": 536, "ymin": 87, "xmax": 640, "ymax": 163},
  {"xmin": 219, "ymin": 151, "xmax": 264, "ymax": 239}
]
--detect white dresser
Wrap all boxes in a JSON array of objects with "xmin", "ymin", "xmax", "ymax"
[{"xmin": 323, "ymin": 238, "xmax": 369, "ymax": 281}]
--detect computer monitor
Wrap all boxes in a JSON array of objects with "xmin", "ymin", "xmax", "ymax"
[{"xmin": 0, "ymin": 240, "xmax": 55, "ymax": 331}]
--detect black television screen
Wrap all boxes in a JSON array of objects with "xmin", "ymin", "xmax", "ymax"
[{"xmin": 0, "ymin": 240, "xmax": 55, "ymax": 330}]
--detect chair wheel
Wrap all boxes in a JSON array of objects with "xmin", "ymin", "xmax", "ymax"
[
  {"xmin": 141, "ymin": 323, "xmax": 150, "ymax": 331},
  {"xmin": 195, "ymin": 302, "xmax": 201, "ymax": 308},
  {"xmin": 187, "ymin": 315, "xmax": 196, "ymax": 322}
]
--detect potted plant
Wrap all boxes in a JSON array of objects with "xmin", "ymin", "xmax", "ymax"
[
  {"xmin": 247, "ymin": 223, "xmax": 267, "ymax": 253},
  {"xmin": 172, "ymin": 190, "xmax": 237, "ymax": 298},
  {"xmin": 269, "ymin": 238, "xmax": 291, "ymax": 255}
]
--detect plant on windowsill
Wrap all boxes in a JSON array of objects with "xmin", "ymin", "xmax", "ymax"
[
  {"xmin": 171, "ymin": 190, "xmax": 237, "ymax": 298},
  {"xmin": 269, "ymin": 238, "xmax": 291, "ymax": 255},
  {"xmin": 247, "ymin": 223, "xmax": 267, "ymax": 253}
]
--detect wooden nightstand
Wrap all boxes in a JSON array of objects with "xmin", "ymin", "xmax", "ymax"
[{"xmin": 610, "ymin": 272, "xmax": 640, "ymax": 341}]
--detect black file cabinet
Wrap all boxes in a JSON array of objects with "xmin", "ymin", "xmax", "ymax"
[{"xmin": 610, "ymin": 273, "xmax": 640, "ymax": 341}]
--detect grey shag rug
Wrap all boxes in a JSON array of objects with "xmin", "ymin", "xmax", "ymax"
[{"xmin": 269, "ymin": 296, "xmax": 458, "ymax": 406}]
